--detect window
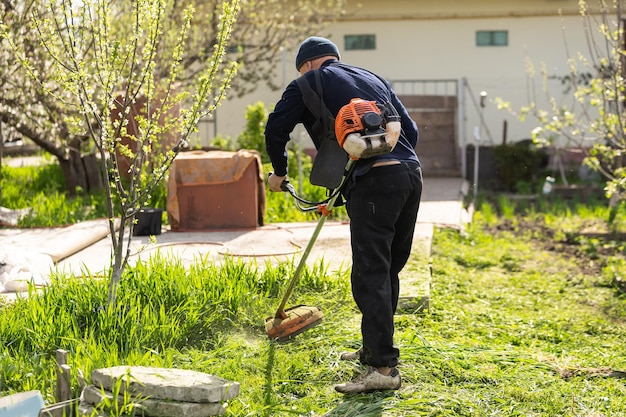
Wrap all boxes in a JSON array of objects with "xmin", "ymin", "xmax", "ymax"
[
  {"xmin": 476, "ymin": 30, "xmax": 508, "ymax": 46},
  {"xmin": 344, "ymin": 34, "xmax": 376, "ymax": 51}
]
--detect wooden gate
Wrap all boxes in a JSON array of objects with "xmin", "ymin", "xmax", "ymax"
[{"xmin": 394, "ymin": 80, "xmax": 460, "ymax": 177}]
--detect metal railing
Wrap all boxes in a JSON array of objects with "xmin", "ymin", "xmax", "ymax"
[{"xmin": 390, "ymin": 79, "xmax": 459, "ymax": 97}]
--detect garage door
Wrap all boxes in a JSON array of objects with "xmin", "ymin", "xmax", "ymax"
[{"xmin": 398, "ymin": 95, "xmax": 460, "ymax": 177}]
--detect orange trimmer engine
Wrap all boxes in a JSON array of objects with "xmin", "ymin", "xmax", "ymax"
[{"xmin": 335, "ymin": 98, "xmax": 401, "ymax": 160}]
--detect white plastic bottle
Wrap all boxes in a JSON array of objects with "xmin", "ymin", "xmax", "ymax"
[{"xmin": 542, "ymin": 176, "xmax": 555, "ymax": 195}]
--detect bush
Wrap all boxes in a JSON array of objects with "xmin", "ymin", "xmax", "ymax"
[
  {"xmin": 491, "ymin": 140, "xmax": 549, "ymax": 192},
  {"xmin": 236, "ymin": 101, "xmax": 269, "ymax": 163}
]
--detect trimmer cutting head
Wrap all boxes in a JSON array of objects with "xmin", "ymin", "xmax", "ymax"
[
  {"xmin": 265, "ymin": 305, "xmax": 324, "ymax": 341},
  {"xmin": 264, "ymin": 160, "xmax": 355, "ymax": 343}
]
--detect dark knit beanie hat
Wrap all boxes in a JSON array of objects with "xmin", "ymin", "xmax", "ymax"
[{"xmin": 295, "ymin": 36, "xmax": 340, "ymax": 70}]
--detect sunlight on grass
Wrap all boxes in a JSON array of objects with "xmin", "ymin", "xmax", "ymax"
[
  {"xmin": 2, "ymin": 213, "xmax": 625, "ymax": 415},
  {"xmin": 2, "ymin": 163, "xmax": 626, "ymax": 415}
]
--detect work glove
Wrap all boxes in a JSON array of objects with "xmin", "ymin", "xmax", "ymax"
[{"xmin": 268, "ymin": 173, "xmax": 287, "ymax": 192}]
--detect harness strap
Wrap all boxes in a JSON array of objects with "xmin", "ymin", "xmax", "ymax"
[
  {"xmin": 296, "ymin": 72, "xmax": 334, "ymax": 144},
  {"xmin": 296, "ymin": 70, "xmax": 349, "ymax": 189}
]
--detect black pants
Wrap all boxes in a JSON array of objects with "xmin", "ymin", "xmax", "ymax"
[{"xmin": 345, "ymin": 161, "xmax": 423, "ymax": 368}]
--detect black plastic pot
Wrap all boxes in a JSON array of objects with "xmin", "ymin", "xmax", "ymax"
[{"xmin": 133, "ymin": 208, "xmax": 163, "ymax": 236}]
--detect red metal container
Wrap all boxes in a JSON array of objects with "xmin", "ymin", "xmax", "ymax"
[{"xmin": 167, "ymin": 150, "xmax": 265, "ymax": 230}]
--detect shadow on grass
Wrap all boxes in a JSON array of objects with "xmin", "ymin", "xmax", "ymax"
[
  {"xmin": 263, "ymin": 341, "xmax": 276, "ymax": 416},
  {"xmin": 262, "ymin": 340, "xmax": 388, "ymax": 417},
  {"xmin": 320, "ymin": 394, "xmax": 386, "ymax": 417}
]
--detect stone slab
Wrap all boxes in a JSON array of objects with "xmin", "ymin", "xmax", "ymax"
[
  {"xmin": 81, "ymin": 385, "xmax": 226, "ymax": 417},
  {"xmin": 91, "ymin": 366, "xmax": 240, "ymax": 404},
  {"xmin": 0, "ymin": 390, "xmax": 44, "ymax": 417}
]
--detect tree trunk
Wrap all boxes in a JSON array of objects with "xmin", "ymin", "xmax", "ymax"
[
  {"xmin": 82, "ymin": 153, "xmax": 104, "ymax": 192},
  {"xmin": 58, "ymin": 150, "xmax": 103, "ymax": 196},
  {"xmin": 0, "ymin": 112, "xmax": 104, "ymax": 196}
]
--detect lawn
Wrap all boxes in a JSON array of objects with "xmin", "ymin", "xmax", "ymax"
[{"xmin": 1, "ymin": 161, "xmax": 626, "ymax": 416}]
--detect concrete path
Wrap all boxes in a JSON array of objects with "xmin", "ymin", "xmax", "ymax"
[{"xmin": 0, "ymin": 177, "xmax": 471, "ymax": 305}]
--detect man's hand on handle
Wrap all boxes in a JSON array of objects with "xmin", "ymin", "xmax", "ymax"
[{"xmin": 268, "ymin": 173, "xmax": 287, "ymax": 192}]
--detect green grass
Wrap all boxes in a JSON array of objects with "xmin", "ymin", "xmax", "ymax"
[
  {"xmin": 1, "ymin": 205, "xmax": 626, "ymax": 416},
  {"xmin": 2, "ymin": 161, "xmax": 626, "ymax": 416},
  {"xmin": 0, "ymin": 161, "xmax": 110, "ymax": 226}
]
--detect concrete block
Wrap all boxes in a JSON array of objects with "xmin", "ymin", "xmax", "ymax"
[
  {"xmin": 91, "ymin": 366, "xmax": 240, "ymax": 404},
  {"xmin": 81, "ymin": 385, "xmax": 227, "ymax": 417}
]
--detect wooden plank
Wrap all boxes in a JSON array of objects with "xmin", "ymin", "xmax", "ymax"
[
  {"xmin": 58, "ymin": 365, "xmax": 71, "ymax": 404},
  {"xmin": 41, "ymin": 349, "xmax": 75, "ymax": 417},
  {"xmin": 55, "ymin": 350, "xmax": 69, "ymax": 403},
  {"xmin": 39, "ymin": 399, "xmax": 79, "ymax": 417}
]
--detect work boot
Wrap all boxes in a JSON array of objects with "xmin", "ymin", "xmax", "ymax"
[
  {"xmin": 334, "ymin": 367, "xmax": 401, "ymax": 394},
  {"xmin": 339, "ymin": 347, "xmax": 362, "ymax": 361}
]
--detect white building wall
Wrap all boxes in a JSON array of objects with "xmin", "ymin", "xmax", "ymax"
[
  {"xmin": 202, "ymin": 1, "xmax": 593, "ymax": 157},
  {"xmin": 331, "ymin": 14, "xmax": 589, "ymax": 147}
]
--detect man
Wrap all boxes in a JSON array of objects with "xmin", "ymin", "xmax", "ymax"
[{"xmin": 264, "ymin": 36, "xmax": 422, "ymax": 394}]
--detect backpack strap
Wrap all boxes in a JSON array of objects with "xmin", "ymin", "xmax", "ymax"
[
  {"xmin": 296, "ymin": 71, "xmax": 349, "ymax": 189},
  {"xmin": 296, "ymin": 72, "xmax": 334, "ymax": 145}
]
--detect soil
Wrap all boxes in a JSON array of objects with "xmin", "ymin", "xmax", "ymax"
[{"xmin": 488, "ymin": 218, "xmax": 626, "ymax": 293}]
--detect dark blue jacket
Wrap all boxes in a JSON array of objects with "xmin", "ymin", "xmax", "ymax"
[{"xmin": 265, "ymin": 60, "xmax": 419, "ymax": 177}]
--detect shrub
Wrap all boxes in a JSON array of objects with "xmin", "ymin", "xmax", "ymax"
[
  {"xmin": 491, "ymin": 140, "xmax": 549, "ymax": 192},
  {"xmin": 237, "ymin": 101, "xmax": 269, "ymax": 163}
]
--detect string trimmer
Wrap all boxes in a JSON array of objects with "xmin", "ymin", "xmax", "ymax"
[
  {"xmin": 265, "ymin": 97, "xmax": 401, "ymax": 341},
  {"xmin": 265, "ymin": 159, "xmax": 355, "ymax": 341}
]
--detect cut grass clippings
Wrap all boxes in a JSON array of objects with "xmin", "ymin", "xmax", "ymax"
[{"xmin": 1, "ymin": 199, "xmax": 626, "ymax": 415}]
